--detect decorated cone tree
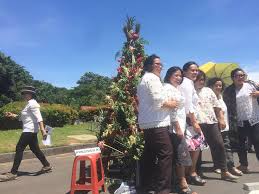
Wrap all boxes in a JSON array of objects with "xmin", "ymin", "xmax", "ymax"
[{"xmin": 97, "ymin": 16, "xmax": 147, "ymax": 181}]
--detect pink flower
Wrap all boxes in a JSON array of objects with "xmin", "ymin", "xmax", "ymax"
[
  {"xmin": 117, "ymin": 67, "xmax": 122, "ymax": 73},
  {"xmin": 136, "ymin": 57, "xmax": 143, "ymax": 64},
  {"xmin": 97, "ymin": 141, "xmax": 105, "ymax": 149},
  {"xmin": 132, "ymin": 33, "xmax": 139, "ymax": 40}
]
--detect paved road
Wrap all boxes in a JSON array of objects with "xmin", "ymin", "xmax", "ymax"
[
  {"xmin": 0, "ymin": 153, "xmax": 75, "ymax": 194},
  {"xmin": 0, "ymin": 150, "xmax": 258, "ymax": 194},
  {"xmin": 191, "ymin": 151, "xmax": 259, "ymax": 194}
]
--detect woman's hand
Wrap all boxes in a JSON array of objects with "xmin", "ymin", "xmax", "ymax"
[
  {"xmin": 163, "ymin": 100, "xmax": 179, "ymax": 109},
  {"xmin": 5, "ymin": 112, "xmax": 18, "ymax": 118},
  {"xmin": 41, "ymin": 129, "xmax": 48, "ymax": 140},
  {"xmin": 250, "ymin": 91, "xmax": 259, "ymax": 98},
  {"xmin": 175, "ymin": 128, "xmax": 184, "ymax": 139},
  {"xmin": 192, "ymin": 122, "xmax": 202, "ymax": 134},
  {"xmin": 218, "ymin": 119, "xmax": 226, "ymax": 130},
  {"xmin": 39, "ymin": 121, "xmax": 47, "ymax": 140}
]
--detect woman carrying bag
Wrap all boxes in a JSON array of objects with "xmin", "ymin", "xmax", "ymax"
[{"xmin": 0, "ymin": 86, "xmax": 52, "ymax": 182}]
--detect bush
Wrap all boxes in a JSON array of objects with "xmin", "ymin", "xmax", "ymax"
[
  {"xmin": 0, "ymin": 101, "xmax": 78, "ymax": 129},
  {"xmin": 0, "ymin": 101, "xmax": 25, "ymax": 129},
  {"xmin": 78, "ymin": 105, "xmax": 109, "ymax": 122},
  {"xmin": 40, "ymin": 103, "xmax": 78, "ymax": 127}
]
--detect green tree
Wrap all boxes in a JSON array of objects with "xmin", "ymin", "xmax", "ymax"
[
  {"xmin": 71, "ymin": 72, "xmax": 112, "ymax": 107},
  {"xmin": 0, "ymin": 51, "xmax": 111, "ymax": 108},
  {"xmin": 32, "ymin": 80, "xmax": 71, "ymax": 105},
  {"xmin": 0, "ymin": 52, "xmax": 33, "ymax": 107}
]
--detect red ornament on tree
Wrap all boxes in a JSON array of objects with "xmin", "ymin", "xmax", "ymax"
[
  {"xmin": 136, "ymin": 56, "xmax": 143, "ymax": 64},
  {"xmin": 132, "ymin": 33, "xmax": 139, "ymax": 41}
]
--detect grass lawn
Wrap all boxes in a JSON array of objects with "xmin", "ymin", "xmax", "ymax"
[{"xmin": 0, "ymin": 122, "xmax": 99, "ymax": 153}]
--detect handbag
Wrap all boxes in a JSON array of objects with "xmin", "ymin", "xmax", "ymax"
[{"xmin": 185, "ymin": 126, "xmax": 208, "ymax": 151}]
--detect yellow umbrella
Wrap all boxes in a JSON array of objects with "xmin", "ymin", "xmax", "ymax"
[{"xmin": 199, "ymin": 62, "xmax": 239, "ymax": 86}]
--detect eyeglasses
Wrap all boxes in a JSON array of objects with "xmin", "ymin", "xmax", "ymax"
[
  {"xmin": 234, "ymin": 74, "xmax": 246, "ymax": 78},
  {"xmin": 154, "ymin": 63, "xmax": 163, "ymax": 68}
]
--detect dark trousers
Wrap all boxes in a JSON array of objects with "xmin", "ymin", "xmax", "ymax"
[
  {"xmin": 141, "ymin": 127, "xmax": 173, "ymax": 194},
  {"xmin": 200, "ymin": 123, "xmax": 227, "ymax": 171},
  {"xmin": 221, "ymin": 131, "xmax": 235, "ymax": 169},
  {"xmin": 11, "ymin": 132, "xmax": 50, "ymax": 174},
  {"xmin": 237, "ymin": 121, "xmax": 259, "ymax": 166}
]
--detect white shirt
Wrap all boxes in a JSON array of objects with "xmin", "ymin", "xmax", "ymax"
[
  {"xmin": 163, "ymin": 83, "xmax": 186, "ymax": 133},
  {"xmin": 196, "ymin": 87, "xmax": 221, "ymax": 124},
  {"xmin": 179, "ymin": 77, "xmax": 200, "ymax": 138},
  {"xmin": 137, "ymin": 72, "xmax": 170, "ymax": 129},
  {"xmin": 218, "ymin": 96, "xmax": 229, "ymax": 132},
  {"xmin": 179, "ymin": 77, "xmax": 199, "ymax": 115},
  {"xmin": 236, "ymin": 82, "xmax": 259, "ymax": 127},
  {"xmin": 20, "ymin": 99, "xmax": 43, "ymax": 133}
]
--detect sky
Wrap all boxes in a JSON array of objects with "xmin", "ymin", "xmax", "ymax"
[{"xmin": 0, "ymin": 0, "xmax": 259, "ymax": 88}]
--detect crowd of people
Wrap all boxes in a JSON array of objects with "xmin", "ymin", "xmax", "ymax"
[
  {"xmin": 0, "ymin": 54, "xmax": 258, "ymax": 194},
  {"xmin": 137, "ymin": 54, "xmax": 259, "ymax": 194}
]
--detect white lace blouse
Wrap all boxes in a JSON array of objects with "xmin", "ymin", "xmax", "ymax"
[
  {"xmin": 236, "ymin": 82, "xmax": 259, "ymax": 127},
  {"xmin": 163, "ymin": 83, "xmax": 186, "ymax": 134}
]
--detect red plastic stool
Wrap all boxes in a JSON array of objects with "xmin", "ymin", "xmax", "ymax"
[{"xmin": 70, "ymin": 153, "xmax": 106, "ymax": 194}]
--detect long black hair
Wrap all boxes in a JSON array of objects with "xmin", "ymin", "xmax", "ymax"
[
  {"xmin": 164, "ymin": 66, "xmax": 183, "ymax": 84},
  {"xmin": 183, "ymin": 61, "xmax": 199, "ymax": 72},
  {"xmin": 143, "ymin": 54, "xmax": 160, "ymax": 72},
  {"xmin": 207, "ymin": 77, "xmax": 225, "ymax": 91}
]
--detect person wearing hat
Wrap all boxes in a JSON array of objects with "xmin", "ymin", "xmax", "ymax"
[{"xmin": 0, "ymin": 86, "xmax": 52, "ymax": 182}]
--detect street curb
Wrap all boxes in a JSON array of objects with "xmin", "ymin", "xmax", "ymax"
[{"xmin": 0, "ymin": 142, "xmax": 97, "ymax": 163}]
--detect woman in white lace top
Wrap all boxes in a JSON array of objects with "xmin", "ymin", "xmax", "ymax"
[
  {"xmin": 194, "ymin": 70, "xmax": 238, "ymax": 181},
  {"xmin": 163, "ymin": 66, "xmax": 195, "ymax": 194},
  {"xmin": 223, "ymin": 68, "xmax": 259, "ymax": 174},
  {"xmin": 207, "ymin": 77, "xmax": 243, "ymax": 176}
]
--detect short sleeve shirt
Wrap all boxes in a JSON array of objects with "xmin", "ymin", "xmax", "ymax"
[{"xmin": 196, "ymin": 87, "xmax": 221, "ymax": 124}]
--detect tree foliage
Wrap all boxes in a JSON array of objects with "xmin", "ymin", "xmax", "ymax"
[
  {"xmin": 32, "ymin": 80, "xmax": 71, "ymax": 105},
  {"xmin": 0, "ymin": 52, "xmax": 33, "ymax": 107},
  {"xmin": 0, "ymin": 51, "xmax": 111, "ymax": 108},
  {"xmin": 71, "ymin": 72, "xmax": 112, "ymax": 107}
]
